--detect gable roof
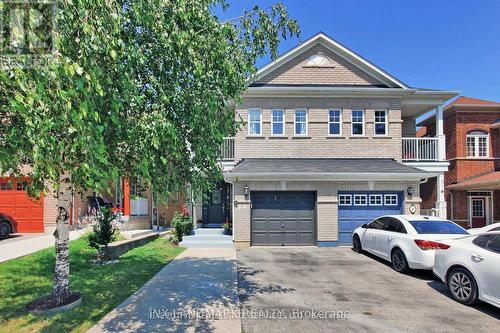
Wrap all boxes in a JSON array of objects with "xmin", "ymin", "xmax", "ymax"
[
  {"xmin": 448, "ymin": 96, "xmax": 500, "ymax": 107},
  {"xmin": 251, "ymin": 32, "xmax": 409, "ymax": 89},
  {"xmin": 417, "ymin": 96, "xmax": 500, "ymax": 127}
]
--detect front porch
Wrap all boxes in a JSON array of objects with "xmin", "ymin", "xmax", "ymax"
[{"xmin": 401, "ymin": 104, "xmax": 449, "ymax": 218}]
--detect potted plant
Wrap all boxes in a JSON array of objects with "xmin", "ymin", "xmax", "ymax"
[{"xmin": 223, "ymin": 218, "xmax": 232, "ymax": 235}]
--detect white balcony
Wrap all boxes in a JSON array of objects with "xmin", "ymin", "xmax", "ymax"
[
  {"xmin": 220, "ymin": 137, "xmax": 235, "ymax": 160},
  {"xmin": 402, "ymin": 136, "xmax": 449, "ymax": 172},
  {"xmin": 402, "ymin": 137, "xmax": 441, "ymax": 161},
  {"xmin": 219, "ymin": 137, "xmax": 235, "ymax": 171}
]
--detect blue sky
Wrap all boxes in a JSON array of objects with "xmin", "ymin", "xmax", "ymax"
[{"xmin": 217, "ymin": 0, "xmax": 500, "ymax": 117}]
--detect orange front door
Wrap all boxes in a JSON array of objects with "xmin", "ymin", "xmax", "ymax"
[{"xmin": 0, "ymin": 178, "xmax": 44, "ymax": 233}]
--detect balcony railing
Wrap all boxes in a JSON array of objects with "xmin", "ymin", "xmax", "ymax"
[
  {"xmin": 219, "ymin": 137, "xmax": 235, "ymax": 160},
  {"xmin": 402, "ymin": 137, "xmax": 441, "ymax": 161}
]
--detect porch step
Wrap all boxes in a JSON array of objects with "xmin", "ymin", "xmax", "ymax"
[
  {"xmin": 179, "ymin": 228, "xmax": 234, "ymax": 248},
  {"xmin": 193, "ymin": 228, "xmax": 224, "ymax": 235},
  {"xmin": 201, "ymin": 223, "xmax": 223, "ymax": 229}
]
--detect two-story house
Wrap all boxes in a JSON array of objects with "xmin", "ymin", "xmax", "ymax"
[
  {"xmin": 199, "ymin": 32, "xmax": 458, "ymax": 248},
  {"xmin": 418, "ymin": 96, "xmax": 500, "ymax": 228}
]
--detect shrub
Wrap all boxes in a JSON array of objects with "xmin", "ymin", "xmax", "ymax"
[
  {"xmin": 86, "ymin": 208, "xmax": 119, "ymax": 260},
  {"xmin": 171, "ymin": 212, "xmax": 193, "ymax": 243}
]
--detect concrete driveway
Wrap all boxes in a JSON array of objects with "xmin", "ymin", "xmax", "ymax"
[{"xmin": 237, "ymin": 247, "xmax": 500, "ymax": 333}]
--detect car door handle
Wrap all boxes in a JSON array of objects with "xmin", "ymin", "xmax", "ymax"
[{"xmin": 471, "ymin": 254, "xmax": 484, "ymax": 261}]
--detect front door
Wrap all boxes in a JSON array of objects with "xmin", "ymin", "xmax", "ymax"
[
  {"xmin": 202, "ymin": 182, "xmax": 228, "ymax": 226},
  {"xmin": 471, "ymin": 197, "xmax": 486, "ymax": 228}
]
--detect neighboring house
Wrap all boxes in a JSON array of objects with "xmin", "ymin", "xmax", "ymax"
[
  {"xmin": 418, "ymin": 96, "xmax": 500, "ymax": 228},
  {"xmin": 0, "ymin": 175, "xmax": 185, "ymax": 234},
  {"xmin": 200, "ymin": 32, "xmax": 459, "ymax": 248}
]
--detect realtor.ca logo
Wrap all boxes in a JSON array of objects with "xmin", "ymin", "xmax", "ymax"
[{"xmin": 0, "ymin": 0, "xmax": 55, "ymax": 67}]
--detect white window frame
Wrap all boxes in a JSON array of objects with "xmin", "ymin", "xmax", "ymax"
[
  {"xmin": 247, "ymin": 108, "xmax": 262, "ymax": 136},
  {"xmin": 271, "ymin": 109, "xmax": 285, "ymax": 136},
  {"xmin": 339, "ymin": 194, "xmax": 352, "ymax": 206},
  {"xmin": 351, "ymin": 110, "xmax": 365, "ymax": 136},
  {"xmin": 384, "ymin": 194, "xmax": 398, "ymax": 206},
  {"xmin": 374, "ymin": 110, "xmax": 388, "ymax": 136},
  {"xmin": 471, "ymin": 198, "xmax": 485, "ymax": 218},
  {"xmin": 466, "ymin": 131, "xmax": 489, "ymax": 158},
  {"xmin": 294, "ymin": 109, "xmax": 308, "ymax": 136},
  {"xmin": 328, "ymin": 109, "xmax": 342, "ymax": 136},
  {"xmin": 353, "ymin": 194, "xmax": 367, "ymax": 206},
  {"xmin": 369, "ymin": 194, "xmax": 383, "ymax": 206}
]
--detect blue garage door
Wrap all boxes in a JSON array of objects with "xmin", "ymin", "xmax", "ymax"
[{"xmin": 338, "ymin": 191, "xmax": 404, "ymax": 246}]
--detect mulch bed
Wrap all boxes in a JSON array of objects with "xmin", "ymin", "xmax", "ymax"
[{"xmin": 25, "ymin": 292, "xmax": 82, "ymax": 313}]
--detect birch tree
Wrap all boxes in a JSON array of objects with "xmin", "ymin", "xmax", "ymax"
[{"xmin": 0, "ymin": 0, "xmax": 299, "ymax": 307}]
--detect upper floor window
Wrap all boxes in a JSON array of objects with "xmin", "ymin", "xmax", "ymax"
[
  {"xmin": 351, "ymin": 110, "xmax": 364, "ymax": 135},
  {"xmin": 328, "ymin": 110, "xmax": 342, "ymax": 135},
  {"xmin": 271, "ymin": 109, "xmax": 285, "ymax": 136},
  {"xmin": 294, "ymin": 109, "xmax": 308, "ymax": 135},
  {"xmin": 374, "ymin": 110, "xmax": 387, "ymax": 135},
  {"xmin": 466, "ymin": 131, "xmax": 489, "ymax": 158},
  {"xmin": 248, "ymin": 109, "xmax": 262, "ymax": 135}
]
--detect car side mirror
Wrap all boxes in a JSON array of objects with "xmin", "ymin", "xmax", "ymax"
[{"xmin": 361, "ymin": 224, "xmax": 368, "ymax": 229}]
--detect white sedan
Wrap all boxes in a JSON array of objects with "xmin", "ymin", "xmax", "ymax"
[
  {"xmin": 352, "ymin": 215, "xmax": 469, "ymax": 273},
  {"xmin": 468, "ymin": 222, "xmax": 500, "ymax": 234},
  {"xmin": 433, "ymin": 232, "xmax": 500, "ymax": 308}
]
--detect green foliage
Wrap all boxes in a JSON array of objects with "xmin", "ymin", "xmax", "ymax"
[
  {"xmin": 86, "ymin": 208, "xmax": 119, "ymax": 259},
  {"xmin": 0, "ymin": 0, "xmax": 300, "ymax": 201},
  {"xmin": 0, "ymin": 237, "xmax": 184, "ymax": 333},
  {"xmin": 171, "ymin": 212, "xmax": 194, "ymax": 243}
]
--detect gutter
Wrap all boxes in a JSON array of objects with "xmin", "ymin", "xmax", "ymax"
[
  {"xmin": 244, "ymin": 86, "xmax": 459, "ymax": 100},
  {"xmin": 224, "ymin": 171, "xmax": 435, "ymax": 182}
]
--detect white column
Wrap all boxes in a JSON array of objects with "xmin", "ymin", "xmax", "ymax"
[
  {"xmin": 436, "ymin": 172, "xmax": 447, "ymax": 218},
  {"xmin": 436, "ymin": 105, "xmax": 446, "ymax": 161}
]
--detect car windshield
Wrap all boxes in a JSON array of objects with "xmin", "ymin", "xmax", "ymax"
[{"xmin": 409, "ymin": 220, "xmax": 469, "ymax": 234}]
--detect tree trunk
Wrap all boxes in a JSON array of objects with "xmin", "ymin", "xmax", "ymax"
[{"xmin": 52, "ymin": 180, "xmax": 72, "ymax": 306}]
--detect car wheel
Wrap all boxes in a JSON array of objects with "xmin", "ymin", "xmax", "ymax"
[
  {"xmin": 447, "ymin": 268, "xmax": 478, "ymax": 305},
  {"xmin": 0, "ymin": 220, "xmax": 11, "ymax": 239},
  {"xmin": 391, "ymin": 248, "xmax": 409, "ymax": 273},
  {"xmin": 352, "ymin": 235, "xmax": 363, "ymax": 252}
]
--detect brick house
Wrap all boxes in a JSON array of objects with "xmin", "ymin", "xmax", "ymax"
[
  {"xmin": 196, "ymin": 32, "xmax": 459, "ymax": 248},
  {"xmin": 418, "ymin": 96, "xmax": 500, "ymax": 228}
]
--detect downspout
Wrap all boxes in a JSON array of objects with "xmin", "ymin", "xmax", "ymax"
[
  {"xmin": 224, "ymin": 178, "xmax": 235, "ymax": 242},
  {"xmin": 450, "ymin": 191, "xmax": 454, "ymax": 220}
]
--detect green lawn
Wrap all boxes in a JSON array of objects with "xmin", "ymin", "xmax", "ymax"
[{"xmin": 0, "ymin": 237, "xmax": 184, "ymax": 333}]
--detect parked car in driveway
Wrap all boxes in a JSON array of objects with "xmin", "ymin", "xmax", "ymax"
[
  {"xmin": 0, "ymin": 215, "xmax": 14, "ymax": 239},
  {"xmin": 433, "ymin": 232, "xmax": 500, "ymax": 308},
  {"xmin": 469, "ymin": 222, "xmax": 500, "ymax": 235},
  {"xmin": 352, "ymin": 215, "xmax": 469, "ymax": 273}
]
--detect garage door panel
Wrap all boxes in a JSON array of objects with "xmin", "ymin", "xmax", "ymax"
[
  {"xmin": 338, "ymin": 191, "xmax": 403, "ymax": 246},
  {"xmin": 268, "ymin": 220, "xmax": 284, "ymax": 231},
  {"xmin": 251, "ymin": 191, "xmax": 316, "ymax": 246},
  {"xmin": 0, "ymin": 177, "xmax": 44, "ymax": 233},
  {"xmin": 298, "ymin": 232, "xmax": 314, "ymax": 244}
]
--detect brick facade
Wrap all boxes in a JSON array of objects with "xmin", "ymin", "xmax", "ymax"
[
  {"xmin": 235, "ymin": 97, "xmax": 403, "ymax": 161},
  {"xmin": 419, "ymin": 99, "xmax": 500, "ymax": 226}
]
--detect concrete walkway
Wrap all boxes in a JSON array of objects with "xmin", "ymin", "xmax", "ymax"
[
  {"xmin": 0, "ymin": 229, "xmax": 88, "ymax": 263},
  {"xmin": 88, "ymin": 248, "xmax": 240, "ymax": 333}
]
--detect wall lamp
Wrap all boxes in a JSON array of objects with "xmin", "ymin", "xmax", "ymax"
[
  {"xmin": 407, "ymin": 186, "xmax": 414, "ymax": 198},
  {"xmin": 243, "ymin": 184, "xmax": 249, "ymax": 199}
]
